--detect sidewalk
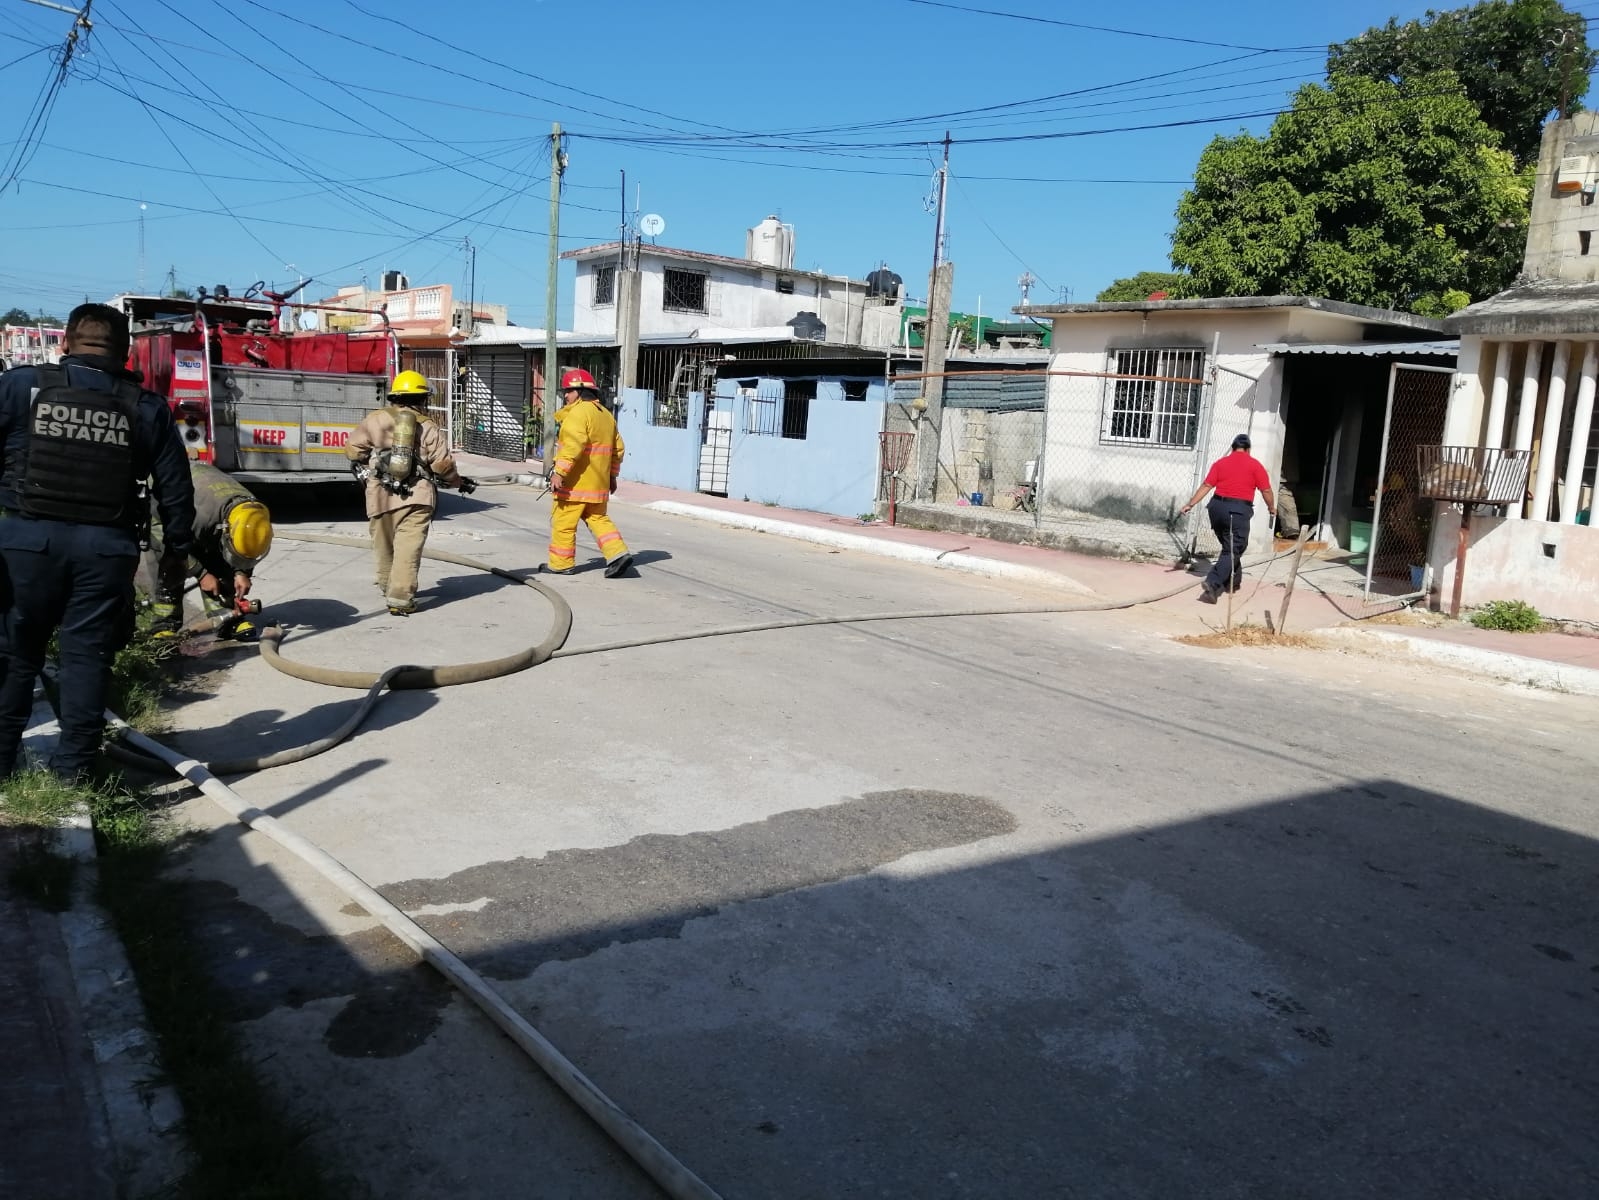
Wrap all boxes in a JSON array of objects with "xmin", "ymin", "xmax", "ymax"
[{"xmin": 577, "ymin": 473, "xmax": 1599, "ymax": 697}]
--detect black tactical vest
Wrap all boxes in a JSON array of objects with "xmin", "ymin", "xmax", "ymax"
[{"xmin": 20, "ymin": 366, "xmax": 141, "ymax": 525}]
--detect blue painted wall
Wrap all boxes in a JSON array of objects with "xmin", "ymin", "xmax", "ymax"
[
  {"xmin": 614, "ymin": 387, "xmax": 699, "ymax": 492},
  {"xmin": 724, "ymin": 379, "xmax": 886, "ymax": 516}
]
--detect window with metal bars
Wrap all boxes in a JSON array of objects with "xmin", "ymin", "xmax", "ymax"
[
  {"xmin": 662, "ymin": 268, "xmax": 707, "ymax": 313},
  {"xmin": 593, "ymin": 265, "xmax": 615, "ymax": 306},
  {"xmin": 745, "ymin": 384, "xmax": 780, "ymax": 436},
  {"xmin": 782, "ymin": 380, "xmax": 813, "ymax": 439},
  {"xmin": 1101, "ymin": 348, "xmax": 1205, "ymax": 448}
]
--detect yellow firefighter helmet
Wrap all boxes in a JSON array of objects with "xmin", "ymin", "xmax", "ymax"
[
  {"xmin": 225, "ymin": 500, "xmax": 273, "ymax": 563},
  {"xmin": 389, "ymin": 370, "xmax": 431, "ymax": 401}
]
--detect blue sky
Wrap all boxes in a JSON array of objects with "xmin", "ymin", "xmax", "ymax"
[{"xmin": 2, "ymin": 0, "xmax": 1596, "ymax": 325}]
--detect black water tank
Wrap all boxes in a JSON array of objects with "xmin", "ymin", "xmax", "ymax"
[
  {"xmin": 866, "ymin": 267, "xmax": 902, "ymax": 299},
  {"xmin": 788, "ymin": 311, "xmax": 827, "ymax": 341}
]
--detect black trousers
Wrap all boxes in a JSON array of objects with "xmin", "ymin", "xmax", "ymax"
[
  {"xmin": 1205, "ymin": 497, "xmax": 1252, "ymax": 594},
  {"xmin": 0, "ymin": 518, "xmax": 138, "ymax": 779}
]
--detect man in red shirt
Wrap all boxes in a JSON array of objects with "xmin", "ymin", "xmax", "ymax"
[{"xmin": 1179, "ymin": 433, "xmax": 1276, "ymax": 603}]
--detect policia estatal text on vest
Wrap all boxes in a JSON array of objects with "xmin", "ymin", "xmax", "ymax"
[{"xmin": 0, "ymin": 303, "xmax": 226, "ymax": 781}]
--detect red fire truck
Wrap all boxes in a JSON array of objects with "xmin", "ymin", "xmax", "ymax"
[{"xmin": 119, "ymin": 285, "xmax": 399, "ymax": 484}]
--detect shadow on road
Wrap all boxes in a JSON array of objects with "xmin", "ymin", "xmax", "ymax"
[{"xmin": 157, "ymin": 774, "xmax": 1599, "ymax": 1198}]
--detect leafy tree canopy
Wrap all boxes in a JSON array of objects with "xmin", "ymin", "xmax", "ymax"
[
  {"xmin": 1, "ymin": 306, "xmax": 61, "ymax": 326},
  {"xmin": 1095, "ymin": 271, "xmax": 1196, "ymax": 302},
  {"xmin": 1328, "ymin": 0, "xmax": 1595, "ymax": 165},
  {"xmin": 1171, "ymin": 72, "xmax": 1529, "ymax": 317}
]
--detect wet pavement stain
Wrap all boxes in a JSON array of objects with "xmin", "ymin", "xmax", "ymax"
[
  {"xmin": 179, "ymin": 878, "xmax": 450, "ymax": 1057},
  {"xmin": 380, "ymin": 788, "xmax": 1017, "ymax": 980}
]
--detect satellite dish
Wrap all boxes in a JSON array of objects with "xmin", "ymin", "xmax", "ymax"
[
  {"xmin": 639, "ymin": 213, "xmax": 666, "ymax": 238},
  {"xmin": 296, "ymin": 311, "xmax": 320, "ymax": 331}
]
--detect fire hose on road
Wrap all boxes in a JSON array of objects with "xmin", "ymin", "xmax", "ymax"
[{"xmin": 98, "ymin": 526, "xmax": 1298, "ymax": 1200}]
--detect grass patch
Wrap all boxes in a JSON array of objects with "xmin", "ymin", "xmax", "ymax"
[
  {"xmin": 1177, "ymin": 624, "xmax": 1321, "ymax": 649},
  {"xmin": 1, "ymin": 769, "xmax": 92, "ymax": 911},
  {"xmin": 109, "ymin": 608, "xmax": 182, "ymax": 733},
  {"xmin": 1469, "ymin": 599, "xmax": 1546, "ymax": 632}
]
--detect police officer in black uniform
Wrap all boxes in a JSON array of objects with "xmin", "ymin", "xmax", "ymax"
[{"xmin": 0, "ymin": 302, "xmax": 218, "ymax": 781}]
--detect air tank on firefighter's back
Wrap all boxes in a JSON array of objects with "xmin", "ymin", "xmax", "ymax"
[{"xmin": 746, "ymin": 216, "xmax": 795, "ymax": 270}]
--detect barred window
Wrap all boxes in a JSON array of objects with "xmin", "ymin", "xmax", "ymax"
[
  {"xmin": 662, "ymin": 268, "xmax": 707, "ymax": 313},
  {"xmin": 782, "ymin": 380, "xmax": 813, "ymax": 440},
  {"xmin": 745, "ymin": 384, "xmax": 779, "ymax": 436},
  {"xmin": 650, "ymin": 392, "xmax": 688, "ymax": 428},
  {"xmin": 593, "ymin": 265, "xmax": 615, "ymax": 306},
  {"xmin": 1101, "ymin": 348, "xmax": 1205, "ymax": 448}
]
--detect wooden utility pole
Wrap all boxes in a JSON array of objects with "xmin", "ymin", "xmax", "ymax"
[
  {"xmin": 542, "ymin": 123, "xmax": 565, "ymax": 474},
  {"xmin": 915, "ymin": 132, "xmax": 953, "ymax": 502}
]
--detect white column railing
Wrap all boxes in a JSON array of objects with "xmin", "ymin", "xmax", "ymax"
[
  {"xmin": 1559, "ymin": 342, "xmax": 1599, "ymax": 525},
  {"xmin": 1530, "ymin": 340, "xmax": 1573, "ymax": 522},
  {"xmin": 1484, "ymin": 340, "xmax": 1513, "ymax": 449},
  {"xmin": 1507, "ymin": 341, "xmax": 1544, "ymax": 520}
]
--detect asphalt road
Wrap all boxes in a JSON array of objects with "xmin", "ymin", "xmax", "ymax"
[{"xmin": 157, "ymin": 482, "xmax": 1599, "ymax": 1200}]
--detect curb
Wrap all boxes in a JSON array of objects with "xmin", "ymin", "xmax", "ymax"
[
  {"xmin": 644, "ymin": 501, "xmax": 1094, "ymax": 594},
  {"xmin": 55, "ymin": 807, "xmax": 191, "ymax": 1198},
  {"xmin": 1314, "ymin": 626, "xmax": 1599, "ymax": 696},
  {"xmin": 24, "ymin": 696, "xmax": 190, "ymax": 1194}
]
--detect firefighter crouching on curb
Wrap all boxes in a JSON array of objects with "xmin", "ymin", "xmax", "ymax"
[
  {"xmin": 547, "ymin": 368, "xmax": 632, "ymax": 577},
  {"xmin": 346, "ymin": 370, "xmax": 475, "ymax": 616},
  {"xmin": 143, "ymin": 460, "xmax": 273, "ymax": 639}
]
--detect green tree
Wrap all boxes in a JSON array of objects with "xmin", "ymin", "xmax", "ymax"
[
  {"xmin": 1171, "ymin": 73, "xmax": 1529, "ymax": 317},
  {"xmin": 1, "ymin": 306, "xmax": 61, "ymax": 326},
  {"xmin": 166, "ymin": 286, "xmax": 194, "ymax": 299},
  {"xmin": 1328, "ymin": 0, "xmax": 1595, "ymax": 165},
  {"xmin": 1095, "ymin": 271, "xmax": 1195, "ymax": 302}
]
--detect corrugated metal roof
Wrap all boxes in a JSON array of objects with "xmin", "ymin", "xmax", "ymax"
[
  {"xmin": 891, "ymin": 373, "xmax": 1046, "ymax": 410},
  {"xmin": 1258, "ymin": 339, "xmax": 1459, "ymax": 357}
]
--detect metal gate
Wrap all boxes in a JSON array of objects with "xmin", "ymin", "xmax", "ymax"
[
  {"xmin": 698, "ymin": 394, "xmax": 731, "ymax": 495},
  {"xmin": 461, "ymin": 350, "xmax": 529, "ymax": 461},
  {"xmin": 1366, "ymin": 363, "xmax": 1452, "ymax": 598},
  {"xmin": 402, "ymin": 347, "xmax": 453, "ymax": 446}
]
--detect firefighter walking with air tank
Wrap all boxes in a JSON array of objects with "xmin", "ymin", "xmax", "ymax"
[
  {"xmin": 546, "ymin": 368, "xmax": 632, "ymax": 577},
  {"xmin": 346, "ymin": 370, "xmax": 475, "ymax": 616}
]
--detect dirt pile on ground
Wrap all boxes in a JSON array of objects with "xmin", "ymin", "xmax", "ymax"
[{"xmin": 1176, "ymin": 625, "xmax": 1320, "ymax": 649}]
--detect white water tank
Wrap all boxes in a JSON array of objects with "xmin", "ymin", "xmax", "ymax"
[{"xmin": 746, "ymin": 216, "xmax": 795, "ymax": 269}]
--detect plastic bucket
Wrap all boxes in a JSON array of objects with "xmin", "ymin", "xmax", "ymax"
[{"xmin": 970, "ymin": 492, "xmax": 984, "ymax": 506}]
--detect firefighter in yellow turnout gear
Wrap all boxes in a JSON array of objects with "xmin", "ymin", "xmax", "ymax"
[
  {"xmin": 347, "ymin": 371, "xmax": 475, "ymax": 615},
  {"xmin": 546, "ymin": 368, "xmax": 632, "ymax": 577}
]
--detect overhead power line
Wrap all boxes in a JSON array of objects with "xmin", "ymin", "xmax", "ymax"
[
  {"xmin": 900, "ymin": 0, "xmax": 1323, "ymax": 53},
  {"xmin": 0, "ymin": 1, "xmax": 93, "ymax": 195}
]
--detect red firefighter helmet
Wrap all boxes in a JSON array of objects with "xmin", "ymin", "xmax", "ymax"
[{"xmin": 560, "ymin": 367, "xmax": 599, "ymax": 393}]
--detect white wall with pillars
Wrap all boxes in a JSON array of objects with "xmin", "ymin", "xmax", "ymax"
[{"xmin": 1430, "ymin": 333, "xmax": 1599, "ymax": 621}]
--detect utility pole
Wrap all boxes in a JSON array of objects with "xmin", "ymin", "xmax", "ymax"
[
  {"xmin": 616, "ymin": 167, "xmax": 642, "ymax": 390},
  {"xmin": 916, "ymin": 132, "xmax": 954, "ymax": 502},
  {"xmin": 541, "ymin": 122, "xmax": 565, "ymax": 473},
  {"xmin": 137, "ymin": 201, "xmax": 146, "ymax": 293},
  {"xmin": 464, "ymin": 236, "xmax": 477, "ymax": 336}
]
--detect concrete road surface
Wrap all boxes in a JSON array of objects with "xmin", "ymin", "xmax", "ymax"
[{"xmin": 148, "ymin": 482, "xmax": 1599, "ymax": 1199}]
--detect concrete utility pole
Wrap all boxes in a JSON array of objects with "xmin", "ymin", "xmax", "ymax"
[
  {"xmin": 616, "ymin": 169, "xmax": 643, "ymax": 390},
  {"xmin": 916, "ymin": 132, "xmax": 953, "ymax": 502},
  {"xmin": 542, "ymin": 123, "xmax": 565, "ymax": 473}
]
